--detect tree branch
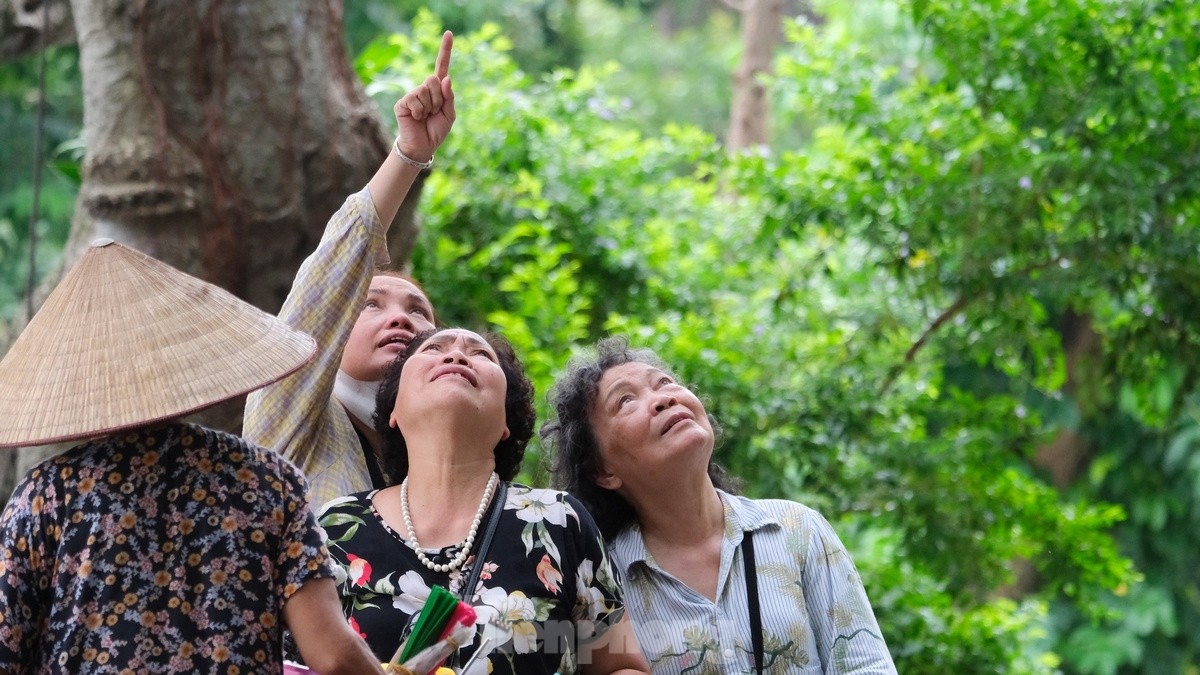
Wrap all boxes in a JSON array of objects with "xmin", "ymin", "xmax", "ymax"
[
  {"xmin": 879, "ymin": 293, "xmax": 972, "ymax": 396},
  {"xmin": 0, "ymin": 0, "xmax": 74, "ymax": 62},
  {"xmin": 878, "ymin": 256, "xmax": 1067, "ymax": 396}
]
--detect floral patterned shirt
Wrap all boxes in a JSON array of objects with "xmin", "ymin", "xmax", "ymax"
[
  {"xmin": 318, "ymin": 484, "xmax": 625, "ymax": 674},
  {"xmin": 0, "ymin": 422, "xmax": 335, "ymax": 674},
  {"xmin": 610, "ymin": 491, "xmax": 896, "ymax": 674}
]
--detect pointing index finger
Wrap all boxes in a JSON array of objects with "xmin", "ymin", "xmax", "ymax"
[{"xmin": 434, "ymin": 31, "xmax": 453, "ymax": 80}]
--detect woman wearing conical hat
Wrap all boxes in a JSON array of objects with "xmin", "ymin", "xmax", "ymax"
[{"xmin": 0, "ymin": 241, "xmax": 384, "ymax": 674}]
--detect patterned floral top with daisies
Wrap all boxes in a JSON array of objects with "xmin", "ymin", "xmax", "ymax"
[
  {"xmin": 0, "ymin": 423, "xmax": 335, "ymax": 674},
  {"xmin": 318, "ymin": 484, "xmax": 625, "ymax": 674}
]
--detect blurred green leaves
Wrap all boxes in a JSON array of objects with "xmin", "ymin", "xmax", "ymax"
[
  {"xmin": 0, "ymin": 46, "xmax": 82, "ymax": 326},
  {"xmin": 353, "ymin": 4, "xmax": 1197, "ymax": 668}
]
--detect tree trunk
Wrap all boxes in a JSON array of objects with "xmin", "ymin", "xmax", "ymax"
[
  {"xmin": 727, "ymin": 0, "xmax": 780, "ymax": 151},
  {"xmin": 1033, "ymin": 310, "xmax": 1100, "ymax": 490},
  {"xmin": 653, "ymin": 3, "xmax": 679, "ymax": 39},
  {"xmin": 1001, "ymin": 309, "xmax": 1101, "ymax": 598},
  {"xmin": 1, "ymin": 0, "xmax": 423, "ymax": 500},
  {"xmin": 64, "ymin": 0, "xmax": 393, "ymax": 306}
]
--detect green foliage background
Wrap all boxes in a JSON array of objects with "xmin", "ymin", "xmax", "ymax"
[
  {"xmin": 4, "ymin": 0, "xmax": 1200, "ymax": 671},
  {"xmin": 0, "ymin": 47, "xmax": 81, "ymax": 329}
]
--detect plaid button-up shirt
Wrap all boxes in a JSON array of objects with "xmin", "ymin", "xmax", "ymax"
[{"xmin": 244, "ymin": 187, "xmax": 390, "ymax": 510}]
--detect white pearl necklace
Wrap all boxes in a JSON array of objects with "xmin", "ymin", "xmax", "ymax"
[{"xmin": 400, "ymin": 471, "xmax": 499, "ymax": 573}]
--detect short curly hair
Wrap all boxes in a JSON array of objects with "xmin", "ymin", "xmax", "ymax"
[
  {"xmin": 540, "ymin": 336, "xmax": 740, "ymax": 540},
  {"xmin": 374, "ymin": 328, "xmax": 535, "ymax": 483}
]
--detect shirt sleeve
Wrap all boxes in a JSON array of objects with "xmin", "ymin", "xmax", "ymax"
[
  {"xmin": 560, "ymin": 493, "xmax": 625, "ymax": 643},
  {"xmin": 0, "ymin": 468, "xmax": 56, "ymax": 672},
  {"xmin": 273, "ymin": 459, "xmax": 337, "ymax": 607},
  {"xmin": 243, "ymin": 188, "xmax": 389, "ymax": 476},
  {"xmin": 800, "ymin": 509, "xmax": 897, "ymax": 674}
]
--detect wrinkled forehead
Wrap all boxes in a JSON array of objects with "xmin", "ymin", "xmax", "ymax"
[
  {"xmin": 425, "ymin": 328, "xmax": 494, "ymax": 353},
  {"xmin": 596, "ymin": 361, "xmax": 664, "ymax": 396}
]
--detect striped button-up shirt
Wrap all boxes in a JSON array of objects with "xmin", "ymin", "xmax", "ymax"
[
  {"xmin": 610, "ymin": 490, "xmax": 896, "ymax": 674},
  {"xmin": 243, "ymin": 187, "xmax": 389, "ymax": 509}
]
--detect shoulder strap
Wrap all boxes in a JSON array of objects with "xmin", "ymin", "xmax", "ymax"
[
  {"xmin": 742, "ymin": 530, "xmax": 764, "ymax": 675},
  {"xmin": 461, "ymin": 481, "xmax": 508, "ymax": 601},
  {"xmin": 352, "ymin": 425, "xmax": 387, "ymax": 490},
  {"xmin": 446, "ymin": 481, "xmax": 507, "ymax": 669}
]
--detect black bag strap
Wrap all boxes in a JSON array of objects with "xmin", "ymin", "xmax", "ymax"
[
  {"xmin": 446, "ymin": 480, "xmax": 507, "ymax": 669},
  {"xmin": 742, "ymin": 530, "xmax": 764, "ymax": 675},
  {"xmin": 461, "ymin": 480, "xmax": 507, "ymax": 600}
]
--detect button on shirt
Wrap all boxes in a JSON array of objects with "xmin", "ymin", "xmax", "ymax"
[{"xmin": 610, "ymin": 491, "xmax": 897, "ymax": 674}]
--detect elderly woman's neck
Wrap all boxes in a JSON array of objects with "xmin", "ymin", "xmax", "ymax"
[
  {"xmin": 389, "ymin": 445, "xmax": 498, "ymax": 551},
  {"xmin": 406, "ymin": 454, "xmax": 496, "ymax": 490},
  {"xmin": 402, "ymin": 426, "xmax": 499, "ymax": 492},
  {"xmin": 630, "ymin": 476, "xmax": 724, "ymax": 546}
]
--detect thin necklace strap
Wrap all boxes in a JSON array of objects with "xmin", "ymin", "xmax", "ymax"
[
  {"xmin": 352, "ymin": 425, "xmax": 387, "ymax": 489},
  {"xmin": 446, "ymin": 480, "xmax": 508, "ymax": 671}
]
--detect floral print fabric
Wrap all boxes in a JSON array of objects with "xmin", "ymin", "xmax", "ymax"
[
  {"xmin": 319, "ymin": 484, "xmax": 624, "ymax": 674},
  {"xmin": 0, "ymin": 423, "xmax": 334, "ymax": 674}
]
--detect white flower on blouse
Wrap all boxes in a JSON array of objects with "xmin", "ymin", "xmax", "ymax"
[
  {"xmin": 506, "ymin": 487, "xmax": 576, "ymax": 528},
  {"xmin": 572, "ymin": 558, "xmax": 608, "ymax": 640},
  {"xmin": 476, "ymin": 587, "xmax": 540, "ymax": 654},
  {"xmin": 392, "ymin": 570, "xmax": 432, "ymax": 615}
]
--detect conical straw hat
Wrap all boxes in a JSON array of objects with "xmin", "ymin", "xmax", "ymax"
[{"xmin": 0, "ymin": 239, "xmax": 316, "ymax": 448}]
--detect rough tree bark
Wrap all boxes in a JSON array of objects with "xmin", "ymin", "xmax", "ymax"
[{"xmin": 0, "ymin": 0, "xmax": 426, "ymax": 499}]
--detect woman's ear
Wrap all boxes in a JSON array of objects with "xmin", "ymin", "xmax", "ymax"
[
  {"xmin": 499, "ymin": 426, "xmax": 511, "ymax": 442},
  {"xmin": 595, "ymin": 471, "xmax": 622, "ymax": 490}
]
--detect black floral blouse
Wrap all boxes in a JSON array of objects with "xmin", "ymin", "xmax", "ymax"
[
  {"xmin": 319, "ymin": 484, "xmax": 625, "ymax": 675},
  {"xmin": 0, "ymin": 423, "xmax": 333, "ymax": 674}
]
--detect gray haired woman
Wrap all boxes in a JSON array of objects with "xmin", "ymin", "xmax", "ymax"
[{"xmin": 542, "ymin": 337, "xmax": 897, "ymax": 674}]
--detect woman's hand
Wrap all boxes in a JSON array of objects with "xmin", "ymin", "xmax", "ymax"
[
  {"xmin": 366, "ymin": 30, "xmax": 456, "ymax": 225},
  {"xmin": 393, "ymin": 31, "xmax": 455, "ymax": 163}
]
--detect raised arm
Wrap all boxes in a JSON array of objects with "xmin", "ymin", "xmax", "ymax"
[
  {"xmin": 243, "ymin": 32, "xmax": 457, "ymax": 480},
  {"xmin": 367, "ymin": 30, "xmax": 456, "ymax": 227}
]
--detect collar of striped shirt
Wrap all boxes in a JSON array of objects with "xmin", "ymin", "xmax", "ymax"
[{"xmin": 609, "ymin": 489, "xmax": 780, "ymax": 575}]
